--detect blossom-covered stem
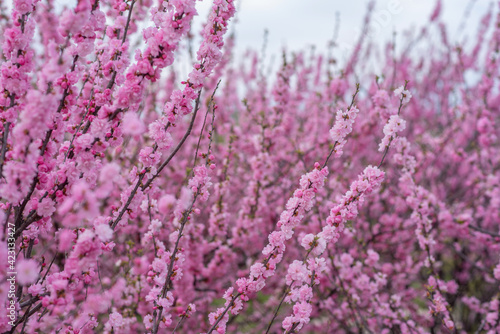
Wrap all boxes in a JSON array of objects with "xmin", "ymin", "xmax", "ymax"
[
  {"xmin": 329, "ymin": 254, "xmax": 373, "ymax": 334},
  {"xmin": 206, "ymin": 293, "xmax": 242, "ymax": 334},
  {"xmin": 63, "ymin": 88, "xmax": 96, "ymax": 162},
  {"xmin": 171, "ymin": 303, "xmax": 197, "ymax": 334},
  {"xmin": 0, "ymin": 6, "xmax": 33, "ymax": 179},
  {"xmin": 412, "ymin": 189, "xmax": 458, "ymax": 332},
  {"xmin": 0, "ymin": 122, "xmax": 9, "ymax": 177},
  {"xmin": 286, "ymin": 271, "xmax": 318, "ymax": 334},
  {"xmin": 265, "ymin": 286, "xmax": 290, "ymax": 334},
  {"xmin": 205, "ymin": 161, "xmax": 329, "ymax": 334},
  {"xmin": 207, "ymin": 128, "xmax": 234, "ymax": 238},
  {"xmin": 11, "ymin": 44, "xmax": 81, "ymax": 236},
  {"xmin": 206, "ymin": 87, "xmax": 362, "ymax": 333},
  {"xmin": 193, "ymin": 81, "xmax": 220, "ymax": 168},
  {"xmin": 14, "ymin": 181, "xmax": 67, "ymax": 238},
  {"xmin": 265, "ymin": 247, "xmax": 315, "ymax": 333},
  {"xmin": 394, "ymin": 135, "xmax": 458, "ymax": 331},
  {"xmin": 279, "ymin": 92, "xmax": 410, "ymax": 331},
  {"xmin": 323, "ymin": 83, "xmax": 359, "ymax": 166},
  {"xmin": 76, "ymin": 0, "xmax": 138, "ymax": 137},
  {"xmin": 424, "ymin": 244, "xmax": 459, "ymax": 333},
  {"xmin": 111, "ymin": 91, "xmax": 202, "ymax": 229},
  {"xmin": 281, "ymin": 165, "xmax": 385, "ymax": 333},
  {"xmin": 39, "ymin": 54, "xmax": 79, "ymax": 155},
  {"xmin": 152, "ymin": 97, "xmax": 218, "ymax": 333},
  {"xmin": 407, "ymin": 177, "xmax": 458, "ymax": 331},
  {"xmin": 325, "ymin": 251, "xmax": 364, "ymax": 332},
  {"xmin": 151, "ymin": 193, "xmax": 199, "ymax": 333},
  {"xmin": 141, "ymin": 91, "xmax": 203, "ymax": 191},
  {"xmin": 110, "ymin": 0, "xmax": 135, "ymax": 74},
  {"xmin": 378, "ymin": 80, "xmax": 410, "ymax": 167}
]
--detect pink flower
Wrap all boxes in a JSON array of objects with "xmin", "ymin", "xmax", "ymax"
[
  {"xmin": 282, "ymin": 316, "xmax": 294, "ymax": 331},
  {"xmin": 122, "ymin": 112, "xmax": 146, "ymax": 136},
  {"xmin": 27, "ymin": 283, "xmax": 44, "ymax": 296},
  {"xmin": 300, "ymin": 234, "xmax": 315, "ymax": 250},
  {"xmin": 16, "ymin": 259, "xmax": 39, "ymax": 285},
  {"xmin": 366, "ymin": 249, "xmax": 380, "ymax": 266},
  {"xmin": 37, "ymin": 198, "xmax": 56, "ymax": 217},
  {"xmin": 143, "ymin": 314, "xmax": 153, "ymax": 329},
  {"xmin": 152, "ymin": 258, "xmax": 167, "ymax": 273},
  {"xmin": 394, "ymin": 86, "xmax": 412, "ymax": 104},
  {"xmin": 494, "ymin": 262, "xmax": 500, "ymax": 281},
  {"xmin": 158, "ymin": 292, "xmax": 174, "ymax": 308},
  {"xmin": 477, "ymin": 116, "xmax": 493, "ymax": 134},
  {"xmin": 340, "ymin": 253, "xmax": 354, "ymax": 267},
  {"xmin": 14, "ymin": 0, "xmax": 32, "ymax": 14},
  {"xmin": 75, "ymin": 133, "xmax": 93, "ymax": 150},
  {"xmin": 286, "ymin": 260, "xmax": 308, "ymax": 285},
  {"xmin": 95, "ymin": 223, "xmax": 113, "ymax": 242},
  {"xmin": 249, "ymin": 263, "xmax": 266, "ymax": 278},
  {"xmin": 58, "ymin": 229, "xmax": 75, "ymax": 252},
  {"xmin": 372, "ymin": 89, "xmax": 390, "ymax": 106},
  {"xmin": 188, "ymin": 303, "xmax": 196, "ymax": 313},
  {"xmin": 379, "ymin": 115, "xmax": 406, "ymax": 152},
  {"xmin": 158, "ymin": 194, "xmax": 176, "ymax": 214},
  {"xmin": 329, "ymin": 107, "xmax": 359, "ymax": 157},
  {"xmin": 139, "ymin": 147, "xmax": 161, "ymax": 167},
  {"xmin": 293, "ymin": 301, "xmax": 312, "ymax": 321},
  {"xmin": 108, "ymin": 311, "xmax": 124, "ymax": 328}
]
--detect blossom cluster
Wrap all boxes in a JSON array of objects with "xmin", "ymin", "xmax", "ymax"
[{"xmin": 280, "ymin": 165, "xmax": 385, "ymax": 332}]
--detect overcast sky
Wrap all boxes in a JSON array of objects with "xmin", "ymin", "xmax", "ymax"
[{"xmin": 193, "ymin": 0, "xmax": 494, "ymax": 64}]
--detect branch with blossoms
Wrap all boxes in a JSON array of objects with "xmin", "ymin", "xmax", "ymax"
[
  {"xmin": 149, "ymin": 88, "xmax": 219, "ymax": 334},
  {"xmin": 278, "ymin": 164, "xmax": 386, "ymax": 333},
  {"xmin": 393, "ymin": 135, "xmax": 459, "ymax": 332},
  {"xmin": 264, "ymin": 84, "xmax": 410, "ymax": 333},
  {"xmin": 205, "ymin": 86, "xmax": 360, "ymax": 334}
]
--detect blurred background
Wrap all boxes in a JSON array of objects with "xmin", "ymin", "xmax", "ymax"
[
  {"xmin": 196, "ymin": 0, "xmax": 490, "ymax": 50},
  {"xmin": 190, "ymin": 0, "xmax": 495, "ymax": 72}
]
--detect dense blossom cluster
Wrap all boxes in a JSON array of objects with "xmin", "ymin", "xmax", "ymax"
[{"xmin": 1, "ymin": 0, "xmax": 499, "ymax": 333}]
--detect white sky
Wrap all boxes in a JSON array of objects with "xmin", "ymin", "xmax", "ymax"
[{"xmin": 193, "ymin": 0, "xmax": 493, "ymax": 65}]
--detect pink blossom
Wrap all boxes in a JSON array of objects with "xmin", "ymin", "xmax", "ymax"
[
  {"xmin": 37, "ymin": 198, "xmax": 56, "ymax": 217},
  {"xmin": 300, "ymin": 234, "xmax": 315, "ymax": 250},
  {"xmin": 379, "ymin": 115, "xmax": 407, "ymax": 152},
  {"xmin": 122, "ymin": 112, "xmax": 146, "ymax": 136},
  {"xmin": 393, "ymin": 85, "xmax": 412, "ymax": 104},
  {"xmin": 16, "ymin": 259, "xmax": 39, "ymax": 285},
  {"xmin": 366, "ymin": 249, "xmax": 380, "ymax": 266},
  {"xmin": 108, "ymin": 311, "xmax": 124, "ymax": 328},
  {"xmin": 27, "ymin": 283, "xmax": 44, "ymax": 296},
  {"xmin": 286, "ymin": 260, "xmax": 309, "ymax": 285},
  {"xmin": 14, "ymin": 0, "xmax": 32, "ymax": 14},
  {"xmin": 94, "ymin": 223, "xmax": 113, "ymax": 242},
  {"xmin": 494, "ymin": 263, "xmax": 500, "ymax": 281}
]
